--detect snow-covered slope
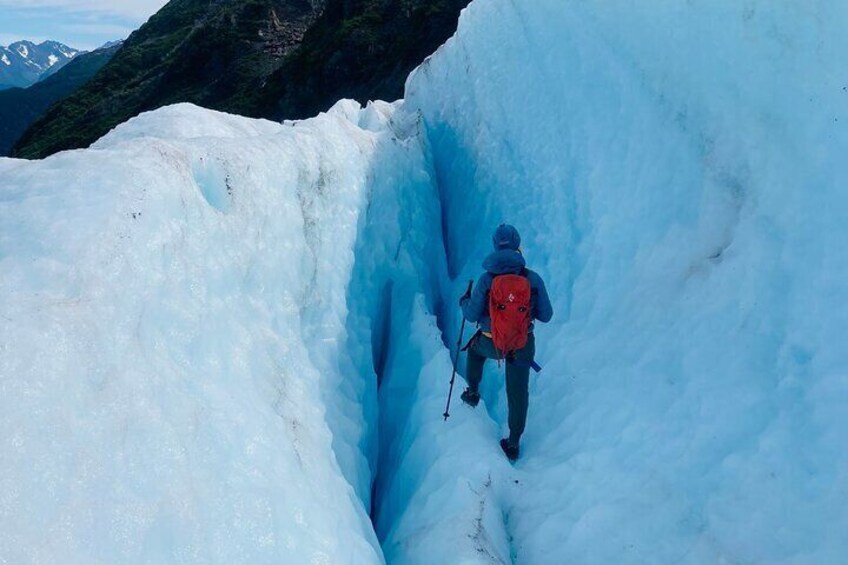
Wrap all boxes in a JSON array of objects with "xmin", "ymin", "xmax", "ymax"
[
  {"xmin": 379, "ymin": 0, "xmax": 847, "ymax": 562},
  {"xmin": 0, "ymin": 101, "xmax": 447, "ymax": 563},
  {"xmin": 1, "ymin": 0, "xmax": 846, "ymax": 563}
]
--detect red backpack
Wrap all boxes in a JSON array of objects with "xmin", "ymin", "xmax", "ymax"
[{"xmin": 489, "ymin": 272, "xmax": 532, "ymax": 356}]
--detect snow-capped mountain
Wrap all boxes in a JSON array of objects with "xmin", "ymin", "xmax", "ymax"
[
  {"xmin": 0, "ymin": 40, "xmax": 80, "ymax": 90},
  {"xmin": 0, "ymin": 42, "xmax": 122, "ymax": 156},
  {"xmin": 97, "ymin": 40, "xmax": 123, "ymax": 50}
]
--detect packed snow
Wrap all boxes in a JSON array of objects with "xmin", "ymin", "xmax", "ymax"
[
  {"xmin": 1, "ymin": 0, "xmax": 846, "ymax": 563},
  {"xmin": 384, "ymin": 0, "xmax": 848, "ymax": 562},
  {"xmin": 0, "ymin": 101, "xmax": 442, "ymax": 563}
]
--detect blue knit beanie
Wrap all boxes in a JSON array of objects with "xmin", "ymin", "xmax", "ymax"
[{"xmin": 492, "ymin": 224, "xmax": 521, "ymax": 251}]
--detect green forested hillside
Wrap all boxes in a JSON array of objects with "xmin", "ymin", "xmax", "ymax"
[
  {"xmin": 13, "ymin": 0, "xmax": 324, "ymax": 159},
  {"xmin": 14, "ymin": 0, "xmax": 469, "ymax": 160},
  {"xmin": 258, "ymin": 0, "xmax": 471, "ymax": 120}
]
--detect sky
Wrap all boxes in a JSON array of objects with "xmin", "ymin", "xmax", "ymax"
[{"xmin": 0, "ymin": 0, "xmax": 168, "ymax": 50}]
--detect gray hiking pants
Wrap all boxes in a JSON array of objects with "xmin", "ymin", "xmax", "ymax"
[{"xmin": 465, "ymin": 333, "xmax": 536, "ymax": 446}]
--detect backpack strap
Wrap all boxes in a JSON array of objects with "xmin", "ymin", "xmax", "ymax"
[{"xmin": 507, "ymin": 357, "xmax": 543, "ymax": 373}]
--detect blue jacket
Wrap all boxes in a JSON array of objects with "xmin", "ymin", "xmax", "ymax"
[{"xmin": 461, "ymin": 249, "xmax": 553, "ymax": 332}]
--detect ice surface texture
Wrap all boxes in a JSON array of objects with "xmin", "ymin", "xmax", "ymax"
[
  {"xmin": 0, "ymin": 101, "xmax": 446, "ymax": 563},
  {"xmin": 2, "ymin": 0, "xmax": 847, "ymax": 563},
  {"xmin": 390, "ymin": 0, "xmax": 848, "ymax": 562}
]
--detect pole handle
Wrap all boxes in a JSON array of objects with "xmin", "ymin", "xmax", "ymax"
[
  {"xmin": 443, "ymin": 280, "xmax": 475, "ymax": 421},
  {"xmin": 462, "ymin": 279, "xmax": 474, "ymax": 301}
]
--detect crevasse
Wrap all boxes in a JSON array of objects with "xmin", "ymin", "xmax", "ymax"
[
  {"xmin": 0, "ymin": 101, "xmax": 417, "ymax": 563},
  {"xmin": 2, "ymin": 0, "xmax": 847, "ymax": 564}
]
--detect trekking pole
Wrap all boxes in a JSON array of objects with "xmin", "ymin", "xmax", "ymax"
[{"xmin": 443, "ymin": 280, "xmax": 474, "ymax": 421}]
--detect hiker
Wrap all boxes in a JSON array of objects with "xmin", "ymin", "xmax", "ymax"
[{"xmin": 459, "ymin": 224, "xmax": 553, "ymax": 461}]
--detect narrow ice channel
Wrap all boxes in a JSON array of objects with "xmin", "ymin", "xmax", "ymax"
[{"xmin": 1, "ymin": 0, "xmax": 847, "ymax": 563}]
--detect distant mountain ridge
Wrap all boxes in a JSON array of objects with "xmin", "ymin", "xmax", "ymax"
[
  {"xmin": 13, "ymin": 0, "xmax": 326, "ymax": 159},
  {"xmin": 0, "ymin": 40, "xmax": 80, "ymax": 89},
  {"xmin": 0, "ymin": 42, "xmax": 122, "ymax": 156},
  {"xmin": 13, "ymin": 0, "xmax": 471, "ymax": 160}
]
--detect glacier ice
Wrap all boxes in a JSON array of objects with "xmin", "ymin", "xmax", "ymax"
[
  {"xmin": 384, "ymin": 0, "xmax": 848, "ymax": 562},
  {"xmin": 0, "ymin": 101, "xmax": 444, "ymax": 563},
  {"xmin": 2, "ymin": 0, "xmax": 848, "ymax": 563}
]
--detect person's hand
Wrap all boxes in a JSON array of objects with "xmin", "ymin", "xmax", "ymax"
[{"xmin": 459, "ymin": 281, "xmax": 473, "ymax": 306}]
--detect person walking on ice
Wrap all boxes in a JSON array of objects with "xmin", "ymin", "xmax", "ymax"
[{"xmin": 459, "ymin": 224, "xmax": 553, "ymax": 461}]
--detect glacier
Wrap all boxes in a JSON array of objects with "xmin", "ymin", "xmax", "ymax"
[
  {"xmin": 2, "ymin": 0, "xmax": 847, "ymax": 563},
  {"xmin": 0, "ymin": 101, "xmax": 443, "ymax": 563},
  {"xmin": 387, "ymin": 0, "xmax": 848, "ymax": 562}
]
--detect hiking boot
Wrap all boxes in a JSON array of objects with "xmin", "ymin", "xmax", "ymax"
[
  {"xmin": 500, "ymin": 438, "xmax": 520, "ymax": 461},
  {"xmin": 460, "ymin": 388, "xmax": 480, "ymax": 407}
]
